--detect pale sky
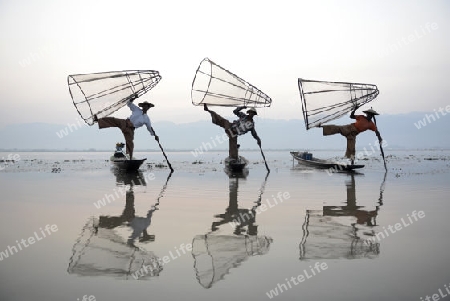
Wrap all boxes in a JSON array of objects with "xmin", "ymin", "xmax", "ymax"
[{"xmin": 0, "ymin": 0, "xmax": 449, "ymax": 128}]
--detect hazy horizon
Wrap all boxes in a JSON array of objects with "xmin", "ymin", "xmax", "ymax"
[{"xmin": 1, "ymin": 0, "xmax": 449, "ymax": 129}]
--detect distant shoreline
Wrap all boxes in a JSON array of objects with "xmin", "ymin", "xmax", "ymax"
[{"xmin": 1, "ymin": 148, "xmax": 449, "ymax": 152}]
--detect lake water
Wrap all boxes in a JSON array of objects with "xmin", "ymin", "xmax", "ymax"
[{"xmin": 1, "ymin": 149, "xmax": 449, "ymax": 301}]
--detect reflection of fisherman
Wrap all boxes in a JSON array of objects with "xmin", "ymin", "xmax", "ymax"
[
  {"xmin": 212, "ymin": 177, "xmax": 258, "ymax": 235},
  {"xmin": 127, "ymin": 206, "xmax": 157, "ymax": 246},
  {"xmin": 98, "ymin": 189, "xmax": 157, "ymax": 246},
  {"xmin": 191, "ymin": 172, "xmax": 272, "ymax": 289},
  {"xmin": 323, "ymin": 174, "xmax": 378, "ymax": 226},
  {"xmin": 99, "ymin": 190, "xmax": 135, "ymax": 229},
  {"xmin": 320, "ymin": 106, "xmax": 383, "ymax": 164},
  {"xmin": 204, "ymin": 104, "xmax": 261, "ymax": 160},
  {"xmin": 94, "ymin": 95, "xmax": 159, "ymax": 160}
]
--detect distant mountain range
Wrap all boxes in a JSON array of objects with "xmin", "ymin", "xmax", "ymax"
[{"xmin": 1, "ymin": 112, "xmax": 449, "ymax": 151}]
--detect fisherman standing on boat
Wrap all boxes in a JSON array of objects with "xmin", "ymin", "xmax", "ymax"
[
  {"xmin": 94, "ymin": 95, "xmax": 159, "ymax": 160},
  {"xmin": 204, "ymin": 104, "xmax": 261, "ymax": 160},
  {"xmin": 319, "ymin": 106, "xmax": 383, "ymax": 164}
]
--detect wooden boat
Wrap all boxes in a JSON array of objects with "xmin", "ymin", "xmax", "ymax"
[
  {"xmin": 290, "ymin": 151, "xmax": 364, "ymax": 171},
  {"xmin": 110, "ymin": 143, "xmax": 146, "ymax": 172},
  {"xmin": 224, "ymin": 156, "xmax": 248, "ymax": 173},
  {"xmin": 111, "ymin": 158, "xmax": 146, "ymax": 172}
]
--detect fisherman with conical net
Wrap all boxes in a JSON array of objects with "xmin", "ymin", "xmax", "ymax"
[
  {"xmin": 94, "ymin": 95, "xmax": 159, "ymax": 160},
  {"xmin": 204, "ymin": 104, "xmax": 261, "ymax": 160},
  {"xmin": 320, "ymin": 106, "xmax": 383, "ymax": 164}
]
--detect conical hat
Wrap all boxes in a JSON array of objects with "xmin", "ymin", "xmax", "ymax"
[
  {"xmin": 363, "ymin": 108, "xmax": 379, "ymax": 115},
  {"xmin": 247, "ymin": 108, "xmax": 257, "ymax": 115}
]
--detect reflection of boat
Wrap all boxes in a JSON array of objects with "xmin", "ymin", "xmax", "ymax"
[
  {"xmin": 224, "ymin": 156, "xmax": 249, "ymax": 173},
  {"xmin": 290, "ymin": 151, "xmax": 364, "ymax": 171},
  {"xmin": 192, "ymin": 172, "xmax": 272, "ymax": 288},
  {"xmin": 299, "ymin": 173, "xmax": 382, "ymax": 260},
  {"xmin": 110, "ymin": 143, "xmax": 146, "ymax": 172},
  {"xmin": 112, "ymin": 168, "xmax": 147, "ymax": 186}
]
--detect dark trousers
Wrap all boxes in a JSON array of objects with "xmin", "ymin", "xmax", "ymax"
[
  {"xmin": 208, "ymin": 110, "xmax": 238, "ymax": 159},
  {"xmin": 98, "ymin": 117, "xmax": 135, "ymax": 159},
  {"xmin": 323, "ymin": 124, "xmax": 359, "ymax": 159}
]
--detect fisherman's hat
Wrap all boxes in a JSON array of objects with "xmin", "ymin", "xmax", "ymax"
[
  {"xmin": 363, "ymin": 108, "xmax": 379, "ymax": 115},
  {"xmin": 247, "ymin": 107, "xmax": 258, "ymax": 115},
  {"xmin": 138, "ymin": 101, "xmax": 155, "ymax": 108}
]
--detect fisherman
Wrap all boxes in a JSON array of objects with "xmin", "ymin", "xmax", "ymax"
[
  {"xmin": 319, "ymin": 106, "xmax": 383, "ymax": 164},
  {"xmin": 204, "ymin": 104, "xmax": 261, "ymax": 160},
  {"xmin": 94, "ymin": 95, "xmax": 159, "ymax": 160}
]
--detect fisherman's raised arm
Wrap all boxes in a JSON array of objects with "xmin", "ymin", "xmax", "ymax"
[
  {"xmin": 233, "ymin": 106, "xmax": 247, "ymax": 117},
  {"xmin": 350, "ymin": 104, "xmax": 358, "ymax": 119},
  {"xmin": 127, "ymin": 101, "xmax": 141, "ymax": 112}
]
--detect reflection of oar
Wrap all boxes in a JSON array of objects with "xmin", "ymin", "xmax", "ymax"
[
  {"xmin": 252, "ymin": 171, "xmax": 270, "ymax": 209},
  {"xmin": 373, "ymin": 170, "xmax": 387, "ymax": 226},
  {"xmin": 151, "ymin": 127, "xmax": 174, "ymax": 172},
  {"xmin": 373, "ymin": 116, "xmax": 387, "ymax": 171},
  {"xmin": 259, "ymin": 145, "xmax": 270, "ymax": 173},
  {"xmin": 378, "ymin": 170, "xmax": 387, "ymax": 207},
  {"xmin": 129, "ymin": 171, "xmax": 173, "ymax": 246},
  {"xmin": 150, "ymin": 171, "xmax": 173, "ymax": 210}
]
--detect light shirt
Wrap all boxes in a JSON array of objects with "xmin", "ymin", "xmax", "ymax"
[{"xmin": 127, "ymin": 102, "xmax": 155, "ymax": 136}]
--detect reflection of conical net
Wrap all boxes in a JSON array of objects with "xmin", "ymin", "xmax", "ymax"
[
  {"xmin": 299, "ymin": 210, "xmax": 380, "ymax": 260},
  {"xmin": 299, "ymin": 79, "xmax": 379, "ymax": 129},
  {"xmin": 191, "ymin": 58, "xmax": 272, "ymax": 108},
  {"xmin": 67, "ymin": 217, "xmax": 162, "ymax": 279},
  {"xmin": 192, "ymin": 234, "xmax": 272, "ymax": 288},
  {"xmin": 68, "ymin": 70, "xmax": 162, "ymax": 125}
]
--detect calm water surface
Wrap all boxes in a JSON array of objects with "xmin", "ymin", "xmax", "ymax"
[{"xmin": 0, "ymin": 150, "xmax": 449, "ymax": 301}]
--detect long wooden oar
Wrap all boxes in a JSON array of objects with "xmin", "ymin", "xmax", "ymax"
[
  {"xmin": 259, "ymin": 145, "xmax": 270, "ymax": 173},
  {"xmin": 373, "ymin": 116, "xmax": 387, "ymax": 171},
  {"xmin": 151, "ymin": 127, "xmax": 174, "ymax": 172}
]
